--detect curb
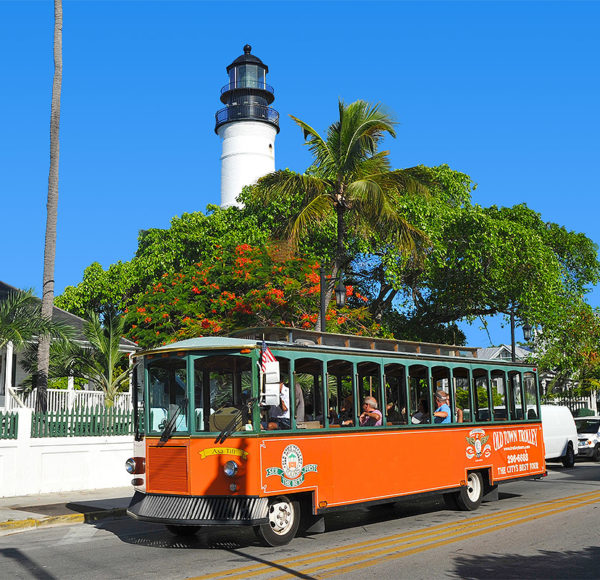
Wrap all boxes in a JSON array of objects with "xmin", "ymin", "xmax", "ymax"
[{"xmin": 0, "ymin": 507, "xmax": 127, "ymax": 534}]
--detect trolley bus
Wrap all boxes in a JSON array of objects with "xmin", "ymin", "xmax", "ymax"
[{"xmin": 126, "ymin": 327, "xmax": 546, "ymax": 546}]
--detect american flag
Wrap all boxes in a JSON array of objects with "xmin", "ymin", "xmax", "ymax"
[{"xmin": 260, "ymin": 340, "xmax": 276, "ymax": 373}]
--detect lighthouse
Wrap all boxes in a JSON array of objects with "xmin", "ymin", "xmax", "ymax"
[{"xmin": 215, "ymin": 45, "xmax": 280, "ymax": 208}]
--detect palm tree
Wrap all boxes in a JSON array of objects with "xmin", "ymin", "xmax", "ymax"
[
  {"xmin": 0, "ymin": 289, "xmax": 66, "ymax": 351},
  {"xmin": 0, "ymin": 288, "xmax": 71, "ymax": 406},
  {"xmin": 255, "ymin": 99, "xmax": 429, "ymax": 322},
  {"xmin": 36, "ymin": 0, "xmax": 63, "ymax": 413},
  {"xmin": 42, "ymin": 311, "xmax": 131, "ymax": 407}
]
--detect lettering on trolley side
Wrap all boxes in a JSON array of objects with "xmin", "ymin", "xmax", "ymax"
[
  {"xmin": 199, "ymin": 447, "xmax": 248, "ymax": 460},
  {"xmin": 493, "ymin": 428, "xmax": 540, "ymax": 476}
]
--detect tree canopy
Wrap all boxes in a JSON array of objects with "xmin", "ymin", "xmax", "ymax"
[
  {"xmin": 55, "ymin": 99, "xmax": 600, "ymax": 390},
  {"xmin": 252, "ymin": 100, "xmax": 430, "ymax": 318},
  {"xmin": 124, "ymin": 243, "xmax": 379, "ymax": 349}
]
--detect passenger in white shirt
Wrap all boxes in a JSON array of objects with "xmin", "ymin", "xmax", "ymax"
[{"xmin": 268, "ymin": 382, "xmax": 290, "ymax": 430}]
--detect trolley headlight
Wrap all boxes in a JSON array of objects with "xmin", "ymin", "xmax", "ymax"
[
  {"xmin": 125, "ymin": 457, "xmax": 145, "ymax": 474},
  {"xmin": 223, "ymin": 460, "xmax": 239, "ymax": 477}
]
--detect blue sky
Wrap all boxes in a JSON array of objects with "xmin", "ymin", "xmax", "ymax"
[{"xmin": 1, "ymin": 0, "xmax": 599, "ymax": 348}]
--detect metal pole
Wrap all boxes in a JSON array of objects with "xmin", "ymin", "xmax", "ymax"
[
  {"xmin": 319, "ymin": 268, "xmax": 326, "ymax": 333},
  {"xmin": 510, "ymin": 309, "xmax": 516, "ymax": 362}
]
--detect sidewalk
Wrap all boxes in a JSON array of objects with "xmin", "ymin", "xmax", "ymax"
[{"xmin": 0, "ymin": 487, "xmax": 133, "ymax": 534}]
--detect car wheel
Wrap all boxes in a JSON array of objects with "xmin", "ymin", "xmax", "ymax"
[
  {"xmin": 593, "ymin": 445, "xmax": 600, "ymax": 462},
  {"xmin": 561, "ymin": 442, "xmax": 575, "ymax": 468},
  {"xmin": 455, "ymin": 472, "xmax": 484, "ymax": 511},
  {"xmin": 255, "ymin": 495, "xmax": 301, "ymax": 547},
  {"xmin": 165, "ymin": 524, "xmax": 201, "ymax": 536}
]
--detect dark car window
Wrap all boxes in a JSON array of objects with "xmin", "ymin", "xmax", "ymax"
[{"xmin": 576, "ymin": 419, "xmax": 600, "ymax": 434}]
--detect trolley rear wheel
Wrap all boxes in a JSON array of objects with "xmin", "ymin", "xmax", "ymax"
[{"xmin": 455, "ymin": 472, "xmax": 484, "ymax": 511}]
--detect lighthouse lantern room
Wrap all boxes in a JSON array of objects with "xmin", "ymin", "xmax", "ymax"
[{"xmin": 215, "ymin": 45, "xmax": 279, "ymax": 208}]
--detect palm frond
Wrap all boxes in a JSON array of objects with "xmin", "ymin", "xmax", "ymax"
[
  {"xmin": 382, "ymin": 169, "xmax": 431, "ymax": 198},
  {"xmin": 256, "ymin": 171, "xmax": 328, "ymax": 201},
  {"xmin": 339, "ymin": 101, "xmax": 397, "ymax": 175},
  {"xmin": 0, "ymin": 289, "xmax": 73, "ymax": 350},
  {"xmin": 290, "ymin": 115, "xmax": 334, "ymax": 172},
  {"xmin": 285, "ymin": 194, "xmax": 333, "ymax": 251}
]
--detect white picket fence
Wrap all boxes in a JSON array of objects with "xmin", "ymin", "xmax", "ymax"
[{"xmin": 6, "ymin": 389, "xmax": 131, "ymax": 411}]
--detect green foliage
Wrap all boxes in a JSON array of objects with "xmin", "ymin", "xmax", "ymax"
[
  {"xmin": 534, "ymin": 300, "xmax": 600, "ymax": 396},
  {"xmin": 47, "ymin": 376, "xmax": 88, "ymax": 390},
  {"xmin": 0, "ymin": 289, "xmax": 72, "ymax": 350},
  {"xmin": 388, "ymin": 200, "xmax": 600, "ymax": 345},
  {"xmin": 125, "ymin": 243, "xmax": 382, "ymax": 349},
  {"xmin": 381, "ymin": 311, "xmax": 466, "ymax": 345},
  {"xmin": 251, "ymin": 99, "xmax": 431, "ymax": 308},
  {"xmin": 55, "ymin": 98, "xmax": 600, "ymax": 402},
  {"xmin": 21, "ymin": 311, "xmax": 131, "ymax": 406},
  {"xmin": 56, "ymin": 262, "xmax": 133, "ymax": 319},
  {"xmin": 56, "ymin": 206, "xmax": 275, "ymax": 317}
]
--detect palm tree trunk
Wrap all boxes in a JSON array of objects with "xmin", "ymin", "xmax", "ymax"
[
  {"xmin": 315, "ymin": 205, "xmax": 345, "ymax": 330},
  {"xmin": 36, "ymin": 0, "xmax": 63, "ymax": 413}
]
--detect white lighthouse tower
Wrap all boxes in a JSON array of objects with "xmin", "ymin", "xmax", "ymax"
[{"xmin": 215, "ymin": 45, "xmax": 279, "ymax": 208}]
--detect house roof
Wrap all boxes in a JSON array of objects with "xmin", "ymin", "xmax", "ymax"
[
  {"xmin": 0, "ymin": 280, "xmax": 137, "ymax": 352},
  {"xmin": 477, "ymin": 344, "xmax": 531, "ymax": 361}
]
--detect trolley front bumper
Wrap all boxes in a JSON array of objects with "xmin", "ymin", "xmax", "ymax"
[{"xmin": 127, "ymin": 491, "xmax": 269, "ymax": 526}]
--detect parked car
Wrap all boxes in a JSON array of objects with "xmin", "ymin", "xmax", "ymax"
[
  {"xmin": 540, "ymin": 405, "xmax": 578, "ymax": 467},
  {"xmin": 575, "ymin": 416, "xmax": 600, "ymax": 461}
]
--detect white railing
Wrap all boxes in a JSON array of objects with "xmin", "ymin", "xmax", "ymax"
[{"xmin": 6, "ymin": 389, "xmax": 131, "ymax": 411}]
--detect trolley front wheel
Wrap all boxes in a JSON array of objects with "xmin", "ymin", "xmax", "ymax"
[{"xmin": 255, "ymin": 495, "xmax": 301, "ymax": 546}]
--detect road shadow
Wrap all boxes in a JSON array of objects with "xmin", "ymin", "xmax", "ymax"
[
  {"xmin": 543, "ymin": 463, "xmax": 600, "ymax": 483},
  {"xmin": 452, "ymin": 546, "xmax": 600, "ymax": 579},
  {"xmin": 0, "ymin": 547, "xmax": 57, "ymax": 579},
  {"xmin": 99, "ymin": 489, "xmax": 523, "ymax": 551}
]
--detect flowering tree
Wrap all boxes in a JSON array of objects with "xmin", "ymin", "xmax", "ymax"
[{"xmin": 125, "ymin": 244, "xmax": 381, "ymax": 348}]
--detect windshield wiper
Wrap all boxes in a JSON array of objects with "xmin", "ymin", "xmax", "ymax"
[
  {"xmin": 160, "ymin": 398, "xmax": 188, "ymax": 443},
  {"xmin": 214, "ymin": 397, "xmax": 257, "ymax": 444}
]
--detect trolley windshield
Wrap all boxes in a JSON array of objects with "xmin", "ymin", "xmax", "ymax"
[{"xmin": 144, "ymin": 353, "xmax": 255, "ymax": 437}]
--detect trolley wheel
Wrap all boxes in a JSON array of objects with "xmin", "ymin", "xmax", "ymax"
[
  {"xmin": 562, "ymin": 442, "xmax": 575, "ymax": 468},
  {"xmin": 456, "ymin": 472, "xmax": 484, "ymax": 511},
  {"xmin": 255, "ymin": 495, "xmax": 301, "ymax": 547},
  {"xmin": 165, "ymin": 524, "xmax": 201, "ymax": 536}
]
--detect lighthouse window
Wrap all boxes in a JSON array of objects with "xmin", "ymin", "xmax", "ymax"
[{"xmin": 238, "ymin": 64, "xmax": 261, "ymax": 88}]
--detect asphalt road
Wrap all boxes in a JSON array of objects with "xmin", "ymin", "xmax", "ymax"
[{"xmin": 2, "ymin": 462, "xmax": 599, "ymax": 579}]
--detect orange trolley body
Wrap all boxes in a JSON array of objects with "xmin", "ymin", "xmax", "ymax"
[
  {"xmin": 126, "ymin": 329, "xmax": 546, "ymax": 546},
  {"xmin": 144, "ymin": 426, "xmax": 544, "ymax": 504}
]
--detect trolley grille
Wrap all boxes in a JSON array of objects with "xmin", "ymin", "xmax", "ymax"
[{"xmin": 127, "ymin": 492, "xmax": 269, "ymax": 525}]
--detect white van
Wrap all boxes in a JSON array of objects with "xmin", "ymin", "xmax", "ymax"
[{"xmin": 541, "ymin": 405, "xmax": 578, "ymax": 467}]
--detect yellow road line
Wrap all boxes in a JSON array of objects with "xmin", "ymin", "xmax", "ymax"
[
  {"xmin": 269, "ymin": 494, "xmax": 600, "ymax": 580},
  {"xmin": 314, "ymin": 493, "xmax": 600, "ymax": 578},
  {"xmin": 192, "ymin": 490, "xmax": 600, "ymax": 580}
]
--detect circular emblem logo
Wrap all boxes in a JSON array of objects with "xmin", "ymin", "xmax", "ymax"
[{"xmin": 281, "ymin": 444, "xmax": 303, "ymax": 480}]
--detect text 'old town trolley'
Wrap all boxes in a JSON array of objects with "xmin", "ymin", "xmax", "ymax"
[{"xmin": 125, "ymin": 327, "xmax": 545, "ymax": 545}]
